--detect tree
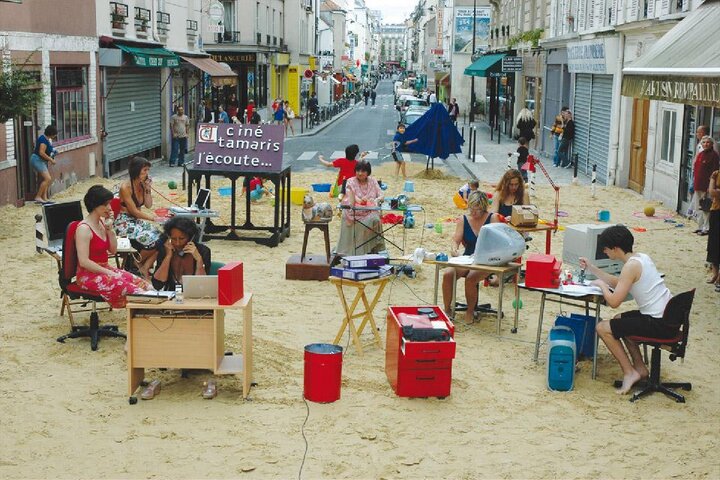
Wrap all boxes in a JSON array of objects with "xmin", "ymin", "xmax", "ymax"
[{"xmin": 0, "ymin": 61, "xmax": 43, "ymax": 124}]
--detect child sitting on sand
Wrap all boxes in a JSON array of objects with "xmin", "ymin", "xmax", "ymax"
[
  {"xmin": 453, "ymin": 180, "xmax": 479, "ymax": 210},
  {"xmin": 243, "ymin": 176, "xmax": 273, "ymax": 201}
]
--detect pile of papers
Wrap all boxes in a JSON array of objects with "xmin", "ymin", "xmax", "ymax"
[{"xmin": 330, "ymin": 254, "xmax": 393, "ymax": 281}]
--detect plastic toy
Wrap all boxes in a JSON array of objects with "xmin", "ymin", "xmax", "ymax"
[
  {"xmin": 167, "ymin": 180, "xmax": 177, "ymax": 190},
  {"xmin": 643, "ymin": 205, "xmax": 656, "ymax": 217}
]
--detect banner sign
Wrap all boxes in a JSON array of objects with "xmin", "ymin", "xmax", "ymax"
[
  {"xmin": 567, "ymin": 38, "xmax": 619, "ymax": 74},
  {"xmin": 502, "ymin": 56, "xmax": 523, "ymax": 72},
  {"xmin": 194, "ymin": 123, "xmax": 285, "ymax": 173},
  {"xmin": 622, "ymin": 76, "xmax": 720, "ymax": 107},
  {"xmin": 454, "ymin": 7, "xmax": 491, "ymax": 54}
]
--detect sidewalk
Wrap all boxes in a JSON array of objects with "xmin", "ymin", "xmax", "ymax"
[
  {"xmin": 256, "ymin": 104, "xmax": 355, "ymax": 139},
  {"xmin": 443, "ymin": 120, "xmax": 590, "ymax": 187}
]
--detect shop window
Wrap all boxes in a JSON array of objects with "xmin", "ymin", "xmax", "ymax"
[
  {"xmin": 50, "ymin": 67, "xmax": 90, "ymax": 144},
  {"xmin": 660, "ymin": 109, "xmax": 677, "ymax": 164}
]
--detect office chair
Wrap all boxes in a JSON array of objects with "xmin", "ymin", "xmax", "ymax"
[
  {"xmin": 56, "ymin": 221, "xmax": 126, "ymax": 351},
  {"xmin": 614, "ymin": 289, "xmax": 695, "ymax": 403}
]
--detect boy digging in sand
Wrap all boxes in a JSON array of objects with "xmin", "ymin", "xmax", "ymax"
[{"xmin": 579, "ymin": 225, "xmax": 674, "ymax": 395}]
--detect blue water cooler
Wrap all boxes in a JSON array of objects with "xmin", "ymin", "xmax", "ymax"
[{"xmin": 547, "ymin": 326, "xmax": 576, "ymax": 391}]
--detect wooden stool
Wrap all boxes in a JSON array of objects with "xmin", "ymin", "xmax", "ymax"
[
  {"xmin": 301, "ymin": 222, "xmax": 331, "ymax": 263},
  {"xmin": 329, "ymin": 276, "xmax": 389, "ymax": 356}
]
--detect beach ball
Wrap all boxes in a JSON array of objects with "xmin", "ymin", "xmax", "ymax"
[
  {"xmin": 643, "ymin": 205, "xmax": 655, "ymax": 217},
  {"xmin": 168, "ymin": 180, "xmax": 177, "ymax": 190}
]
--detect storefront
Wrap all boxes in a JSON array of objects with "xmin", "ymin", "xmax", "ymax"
[
  {"xmin": 540, "ymin": 47, "xmax": 571, "ymax": 159},
  {"xmin": 207, "ymin": 52, "xmax": 268, "ymax": 117},
  {"xmin": 99, "ymin": 43, "xmax": 179, "ymax": 175},
  {"xmin": 621, "ymin": 0, "xmax": 720, "ymax": 213},
  {"xmin": 568, "ymin": 37, "xmax": 620, "ymax": 184},
  {"xmin": 520, "ymin": 50, "xmax": 545, "ymax": 150}
]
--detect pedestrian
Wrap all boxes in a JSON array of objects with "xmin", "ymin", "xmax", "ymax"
[
  {"xmin": 706, "ymin": 168, "xmax": 720, "ymax": 291},
  {"xmin": 243, "ymin": 99, "xmax": 255, "ymax": 124},
  {"xmin": 363, "ymin": 88, "xmax": 370, "ymax": 105},
  {"xmin": 550, "ymin": 114, "xmax": 564, "ymax": 167},
  {"xmin": 692, "ymin": 135, "xmax": 720, "ymax": 236},
  {"xmin": 371, "ymin": 89, "xmax": 377, "ymax": 106},
  {"xmin": 201, "ymin": 99, "xmax": 212, "ymax": 123},
  {"xmin": 308, "ymin": 92, "xmax": 319, "ymax": 123},
  {"xmin": 428, "ymin": 90, "xmax": 437, "ymax": 103},
  {"xmin": 448, "ymin": 98, "xmax": 460, "ymax": 125},
  {"xmin": 226, "ymin": 93, "xmax": 239, "ymax": 121},
  {"xmin": 283, "ymin": 101, "xmax": 295, "ymax": 136},
  {"xmin": 31, "ymin": 125, "xmax": 58, "ymax": 203},
  {"xmin": 273, "ymin": 99, "xmax": 285, "ymax": 125},
  {"xmin": 516, "ymin": 137, "xmax": 529, "ymax": 182},
  {"xmin": 169, "ymin": 105, "xmax": 189, "ymax": 167},
  {"xmin": 558, "ymin": 109, "xmax": 575, "ymax": 168},
  {"xmin": 515, "ymin": 108, "xmax": 536, "ymax": 142},
  {"xmin": 392, "ymin": 122, "xmax": 419, "ymax": 179},
  {"xmin": 217, "ymin": 105, "xmax": 230, "ymax": 123}
]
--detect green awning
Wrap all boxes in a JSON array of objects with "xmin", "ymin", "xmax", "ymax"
[
  {"xmin": 464, "ymin": 54, "xmax": 506, "ymax": 77},
  {"xmin": 116, "ymin": 44, "xmax": 180, "ymax": 68}
]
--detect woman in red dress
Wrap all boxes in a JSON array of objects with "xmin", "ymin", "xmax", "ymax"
[{"xmin": 76, "ymin": 185, "xmax": 152, "ymax": 308}]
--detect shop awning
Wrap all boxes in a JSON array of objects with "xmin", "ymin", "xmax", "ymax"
[
  {"xmin": 180, "ymin": 55, "xmax": 237, "ymax": 86},
  {"xmin": 464, "ymin": 53, "xmax": 506, "ymax": 77},
  {"xmin": 116, "ymin": 44, "xmax": 180, "ymax": 68},
  {"xmin": 621, "ymin": 0, "xmax": 720, "ymax": 106}
]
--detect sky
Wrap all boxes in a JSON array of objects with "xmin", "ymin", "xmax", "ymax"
[{"xmin": 364, "ymin": 0, "xmax": 416, "ymax": 24}]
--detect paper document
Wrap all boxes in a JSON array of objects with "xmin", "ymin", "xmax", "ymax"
[
  {"xmin": 560, "ymin": 284, "xmax": 603, "ymax": 296},
  {"xmin": 448, "ymin": 255, "xmax": 473, "ymax": 265}
]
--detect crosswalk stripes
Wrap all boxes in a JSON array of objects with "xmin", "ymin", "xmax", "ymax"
[
  {"xmin": 297, "ymin": 151, "xmax": 317, "ymax": 161},
  {"xmin": 330, "ymin": 151, "xmax": 345, "ymax": 158}
]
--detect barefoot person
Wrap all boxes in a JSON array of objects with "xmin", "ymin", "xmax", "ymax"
[{"xmin": 579, "ymin": 225, "xmax": 673, "ymax": 395}]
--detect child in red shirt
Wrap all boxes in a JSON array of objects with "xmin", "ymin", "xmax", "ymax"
[{"xmin": 318, "ymin": 144, "xmax": 368, "ymax": 195}]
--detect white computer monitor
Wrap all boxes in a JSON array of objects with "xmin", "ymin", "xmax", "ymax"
[
  {"xmin": 562, "ymin": 224, "xmax": 623, "ymax": 278},
  {"xmin": 473, "ymin": 223, "xmax": 526, "ymax": 266}
]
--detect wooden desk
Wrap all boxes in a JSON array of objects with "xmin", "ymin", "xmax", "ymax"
[
  {"xmin": 428, "ymin": 259, "xmax": 521, "ymax": 334},
  {"xmin": 126, "ymin": 294, "xmax": 253, "ymax": 401},
  {"xmin": 510, "ymin": 223, "xmax": 557, "ymax": 254},
  {"xmin": 518, "ymin": 283, "xmax": 603, "ymax": 379},
  {"xmin": 329, "ymin": 276, "xmax": 389, "ymax": 355}
]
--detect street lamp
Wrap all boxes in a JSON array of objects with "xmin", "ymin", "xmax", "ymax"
[{"xmin": 469, "ymin": 0, "xmax": 477, "ymax": 124}]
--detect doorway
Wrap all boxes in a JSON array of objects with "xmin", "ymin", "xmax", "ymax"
[
  {"xmin": 628, "ymin": 98, "xmax": 649, "ymax": 193},
  {"xmin": 14, "ymin": 111, "xmax": 39, "ymax": 202}
]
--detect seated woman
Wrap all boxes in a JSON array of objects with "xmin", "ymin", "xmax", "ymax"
[
  {"xmin": 152, "ymin": 217, "xmax": 212, "ymax": 291},
  {"xmin": 442, "ymin": 191, "xmax": 500, "ymax": 323},
  {"xmin": 76, "ymin": 185, "xmax": 152, "ymax": 308},
  {"xmin": 335, "ymin": 160, "xmax": 386, "ymax": 256},
  {"xmin": 113, "ymin": 157, "xmax": 162, "ymax": 278},
  {"xmin": 490, "ymin": 169, "xmax": 530, "ymax": 218}
]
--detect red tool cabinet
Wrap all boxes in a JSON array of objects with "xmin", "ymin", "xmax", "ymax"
[{"xmin": 385, "ymin": 306, "xmax": 456, "ymax": 398}]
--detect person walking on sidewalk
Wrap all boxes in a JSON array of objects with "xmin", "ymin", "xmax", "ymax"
[
  {"xmin": 515, "ymin": 108, "xmax": 536, "ymax": 144},
  {"xmin": 371, "ymin": 89, "xmax": 377, "ymax": 106},
  {"xmin": 308, "ymin": 92, "xmax": 319, "ymax": 125},
  {"xmin": 448, "ymin": 98, "xmax": 460, "ymax": 125},
  {"xmin": 283, "ymin": 101, "xmax": 296, "ymax": 136},
  {"xmin": 363, "ymin": 88, "xmax": 370, "ymax": 105},
  {"xmin": 169, "ymin": 106, "xmax": 189, "ymax": 167},
  {"xmin": 558, "ymin": 109, "xmax": 575, "ymax": 168}
]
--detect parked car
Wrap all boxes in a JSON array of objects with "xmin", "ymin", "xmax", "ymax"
[
  {"xmin": 397, "ymin": 96, "xmax": 429, "ymax": 113},
  {"xmin": 400, "ymin": 106, "xmax": 430, "ymax": 127}
]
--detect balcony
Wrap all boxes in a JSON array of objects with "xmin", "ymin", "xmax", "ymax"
[
  {"xmin": 218, "ymin": 30, "xmax": 241, "ymax": 43},
  {"xmin": 187, "ymin": 19, "xmax": 198, "ymax": 45},
  {"xmin": 110, "ymin": 1, "xmax": 129, "ymax": 33},
  {"xmin": 134, "ymin": 7, "xmax": 151, "ymax": 38},
  {"xmin": 156, "ymin": 10, "xmax": 170, "ymax": 38}
]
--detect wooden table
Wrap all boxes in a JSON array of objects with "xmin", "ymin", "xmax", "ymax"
[
  {"xmin": 510, "ymin": 223, "xmax": 558, "ymax": 254},
  {"xmin": 428, "ymin": 258, "xmax": 521, "ymax": 334},
  {"xmin": 329, "ymin": 276, "xmax": 390, "ymax": 355},
  {"xmin": 126, "ymin": 294, "xmax": 253, "ymax": 401},
  {"xmin": 518, "ymin": 283, "xmax": 604, "ymax": 379}
]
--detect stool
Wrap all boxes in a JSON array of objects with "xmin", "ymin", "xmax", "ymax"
[
  {"xmin": 329, "ymin": 276, "xmax": 389, "ymax": 356},
  {"xmin": 301, "ymin": 222, "xmax": 331, "ymax": 263}
]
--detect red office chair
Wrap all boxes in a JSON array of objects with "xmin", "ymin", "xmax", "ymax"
[
  {"xmin": 56, "ymin": 221, "xmax": 126, "ymax": 351},
  {"xmin": 615, "ymin": 289, "xmax": 695, "ymax": 403}
]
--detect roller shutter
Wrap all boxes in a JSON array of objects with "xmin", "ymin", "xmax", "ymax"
[
  {"xmin": 573, "ymin": 73, "xmax": 612, "ymax": 184},
  {"xmin": 104, "ymin": 68, "xmax": 161, "ymax": 164}
]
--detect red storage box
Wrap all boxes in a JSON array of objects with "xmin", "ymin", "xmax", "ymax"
[
  {"xmin": 218, "ymin": 261, "xmax": 244, "ymax": 305},
  {"xmin": 525, "ymin": 254, "xmax": 562, "ymax": 289},
  {"xmin": 386, "ymin": 306, "xmax": 455, "ymax": 398}
]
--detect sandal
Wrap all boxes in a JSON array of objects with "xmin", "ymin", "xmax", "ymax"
[
  {"xmin": 202, "ymin": 380, "xmax": 217, "ymax": 399},
  {"xmin": 140, "ymin": 379, "xmax": 161, "ymax": 400}
]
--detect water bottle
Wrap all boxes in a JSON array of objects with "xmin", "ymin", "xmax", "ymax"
[{"xmin": 174, "ymin": 284, "xmax": 183, "ymax": 303}]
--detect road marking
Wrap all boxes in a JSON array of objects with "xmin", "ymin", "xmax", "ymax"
[{"xmin": 297, "ymin": 151, "xmax": 317, "ymax": 160}]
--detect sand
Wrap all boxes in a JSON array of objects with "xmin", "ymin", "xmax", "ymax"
[{"xmin": 0, "ymin": 161, "xmax": 718, "ymax": 479}]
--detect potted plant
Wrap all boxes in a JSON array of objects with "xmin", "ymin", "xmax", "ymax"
[
  {"xmin": 111, "ymin": 13, "xmax": 125, "ymax": 29},
  {"xmin": 136, "ymin": 18, "xmax": 148, "ymax": 32}
]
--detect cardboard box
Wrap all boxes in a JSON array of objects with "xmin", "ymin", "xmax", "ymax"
[
  {"xmin": 218, "ymin": 261, "xmax": 244, "ymax": 305},
  {"xmin": 510, "ymin": 205, "xmax": 539, "ymax": 227}
]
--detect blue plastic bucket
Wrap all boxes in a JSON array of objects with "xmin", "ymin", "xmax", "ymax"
[
  {"xmin": 311, "ymin": 183, "xmax": 332, "ymax": 193},
  {"xmin": 403, "ymin": 181, "xmax": 415, "ymax": 193},
  {"xmin": 304, "ymin": 343, "xmax": 343, "ymax": 403},
  {"xmin": 218, "ymin": 186, "xmax": 232, "ymax": 197},
  {"xmin": 597, "ymin": 210, "xmax": 610, "ymax": 222}
]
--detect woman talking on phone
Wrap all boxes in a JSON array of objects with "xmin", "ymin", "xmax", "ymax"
[
  {"xmin": 114, "ymin": 157, "xmax": 162, "ymax": 278},
  {"xmin": 151, "ymin": 217, "xmax": 211, "ymax": 291},
  {"xmin": 76, "ymin": 186, "xmax": 152, "ymax": 308}
]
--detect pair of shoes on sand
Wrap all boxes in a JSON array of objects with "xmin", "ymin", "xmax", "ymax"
[
  {"xmin": 141, "ymin": 379, "xmax": 161, "ymax": 400},
  {"xmin": 202, "ymin": 380, "xmax": 217, "ymax": 399}
]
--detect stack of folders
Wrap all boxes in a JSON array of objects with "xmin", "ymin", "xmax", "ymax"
[{"xmin": 330, "ymin": 254, "xmax": 393, "ymax": 281}]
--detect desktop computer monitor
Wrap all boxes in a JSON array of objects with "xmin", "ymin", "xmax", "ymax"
[
  {"xmin": 42, "ymin": 201, "xmax": 84, "ymax": 248},
  {"xmin": 473, "ymin": 223, "xmax": 526, "ymax": 266},
  {"xmin": 562, "ymin": 223, "xmax": 623, "ymax": 278}
]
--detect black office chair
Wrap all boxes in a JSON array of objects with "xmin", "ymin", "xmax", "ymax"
[{"xmin": 614, "ymin": 289, "xmax": 695, "ymax": 403}]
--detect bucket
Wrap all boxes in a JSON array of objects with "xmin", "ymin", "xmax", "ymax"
[
  {"xmin": 311, "ymin": 183, "xmax": 331, "ymax": 193},
  {"xmin": 218, "ymin": 186, "xmax": 232, "ymax": 197},
  {"xmin": 597, "ymin": 210, "xmax": 610, "ymax": 222},
  {"xmin": 291, "ymin": 187, "xmax": 308, "ymax": 206},
  {"xmin": 403, "ymin": 181, "xmax": 415, "ymax": 193},
  {"xmin": 304, "ymin": 343, "xmax": 343, "ymax": 403}
]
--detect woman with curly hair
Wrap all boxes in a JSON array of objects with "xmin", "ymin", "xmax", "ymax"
[{"xmin": 490, "ymin": 169, "xmax": 530, "ymax": 218}]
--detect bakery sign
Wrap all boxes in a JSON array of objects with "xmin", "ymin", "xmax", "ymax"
[{"xmin": 193, "ymin": 123, "xmax": 285, "ymax": 173}]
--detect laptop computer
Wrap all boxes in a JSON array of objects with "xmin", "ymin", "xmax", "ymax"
[
  {"xmin": 170, "ymin": 188, "xmax": 211, "ymax": 214},
  {"xmin": 182, "ymin": 275, "xmax": 218, "ymax": 299}
]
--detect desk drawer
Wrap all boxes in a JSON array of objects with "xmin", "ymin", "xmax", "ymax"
[
  {"xmin": 131, "ymin": 315, "xmax": 216, "ymax": 370},
  {"xmin": 401, "ymin": 337, "xmax": 456, "ymax": 361},
  {"xmin": 395, "ymin": 367, "xmax": 452, "ymax": 398}
]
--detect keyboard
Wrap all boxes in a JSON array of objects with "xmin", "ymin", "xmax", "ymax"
[{"xmin": 170, "ymin": 206, "xmax": 199, "ymax": 214}]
